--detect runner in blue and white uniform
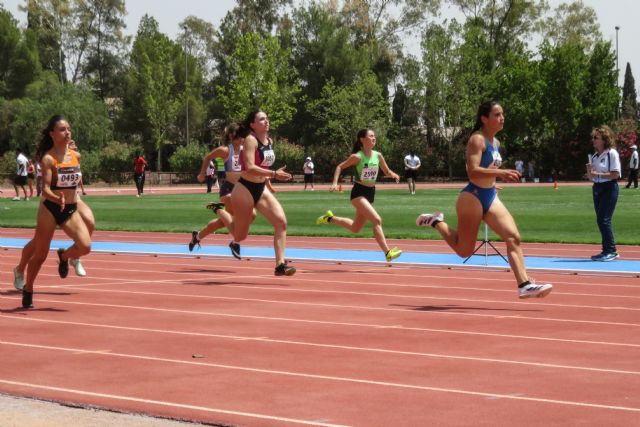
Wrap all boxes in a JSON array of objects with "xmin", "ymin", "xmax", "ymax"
[
  {"xmin": 316, "ymin": 128, "xmax": 402, "ymax": 262},
  {"xmin": 189, "ymin": 123, "xmax": 253, "ymax": 258},
  {"xmin": 416, "ymin": 100, "xmax": 553, "ymax": 299},
  {"xmin": 213, "ymin": 110, "xmax": 296, "ymax": 276}
]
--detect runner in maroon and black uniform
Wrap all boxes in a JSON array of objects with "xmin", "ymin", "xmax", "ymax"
[{"xmin": 213, "ymin": 110, "xmax": 296, "ymax": 276}]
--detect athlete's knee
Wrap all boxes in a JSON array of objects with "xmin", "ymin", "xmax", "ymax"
[
  {"xmin": 76, "ymin": 241, "xmax": 92, "ymax": 256},
  {"xmin": 273, "ymin": 216, "xmax": 287, "ymax": 232},
  {"xmin": 504, "ymin": 233, "xmax": 521, "ymax": 248},
  {"xmin": 456, "ymin": 242, "xmax": 477, "ymax": 258}
]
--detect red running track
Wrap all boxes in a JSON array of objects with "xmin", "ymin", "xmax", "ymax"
[{"xmin": 1, "ymin": 233, "xmax": 640, "ymax": 426}]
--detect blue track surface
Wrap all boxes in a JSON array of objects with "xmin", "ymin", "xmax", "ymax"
[{"xmin": 2, "ymin": 237, "xmax": 639, "ymax": 275}]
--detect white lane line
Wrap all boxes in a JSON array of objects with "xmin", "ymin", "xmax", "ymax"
[
  {"xmin": 0, "ymin": 379, "xmax": 346, "ymax": 426},
  {"xmin": 1, "ymin": 300, "xmax": 638, "ymax": 348},
  {"xmin": 1, "ymin": 315, "xmax": 638, "ymax": 375},
  {"xmin": 20, "ymin": 285, "xmax": 640, "ymax": 328},
  {"xmin": 1, "ymin": 342, "xmax": 639, "ymax": 414}
]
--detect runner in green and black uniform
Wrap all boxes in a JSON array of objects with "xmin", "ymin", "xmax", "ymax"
[{"xmin": 316, "ymin": 128, "xmax": 402, "ymax": 262}]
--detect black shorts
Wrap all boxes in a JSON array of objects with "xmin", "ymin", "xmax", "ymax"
[
  {"xmin": 404, "ymin": 169, "xmax": 417, "ymax": 180},
  {"xmin": 43, "ymin": 199, "xmax": 78, "ymax": 226},
  {"xmin": 219, "ymin": 180, "xmax": 235, "ymax": 198},
  {"xmin": 217, "ymin": 171, "xmax": 226, "ymax": 180},
  {"xmin": 239, "ymin": 177, "xmax": 265, "ymax": 205},
  {"xmin": 27, "ymin": 173, "xmax": 35, "ymax": 180},
  {"xmin": 14, "ymin": 175, "xmax": 27, "ymax": 186},
  {"xmin": 350, "ymin": 182, "xmax": 375, "ymax": 204},
  {"xmin": 304, "ymin": 173, "xmax": 314, "ymax": 183}
]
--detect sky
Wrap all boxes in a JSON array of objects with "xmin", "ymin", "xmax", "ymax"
[{"xmin": 1, "ymin": 0, "xmax": 638, "ymax": 93}]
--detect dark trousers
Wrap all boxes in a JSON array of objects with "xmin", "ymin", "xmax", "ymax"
[
  {"xmin": 592, "ymin": 181, "xmax": 618, "ymax": 254},
  {"xmin": 206, "ymin": 175, "xmax": 216, "ymax": 193},
  {"xmin": 135, "ymin": 172, "xmax": 145, "ymax": 194},
  {"xmin": 626, "ymin": 169, "xmax": 638, "ymax": 188}
]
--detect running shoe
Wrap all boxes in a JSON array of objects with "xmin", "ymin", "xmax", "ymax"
[
  {"xmin": 57, "ymin": 248, "xmax": 69, "ymax": 279},
  {"xmin": 188, "ymin": 230, "xmax": 200, "ymax": 252},
  {"xmin": 229, "ymin": 241, "xmax": 241, "ymax": 259},
  {"xmin": 315, "ymin": 210, "xmax": 334, "ymax": 224},
  {"xmin": 601, "ymin": 252, "xmax": 619, "ymax": 261},
  {"xmin": 518, "ymin": 282, "xmax": 553, "ymax": 299},
  {"xmin": 590, "ymin": 252, "xmax": 605, "ymax": 261},
  {"xmin": 416, "ymin": 212, "xmax": 444, "ymax": 227},
  {"xmin": 69, "ymin": 258, "xmax": 87, "ymax": 277},
  {"xmin": 385, "ymin": 247, "xmax": 402, "ymax": 262},
  {"xmin": 13, "ymin": 267, "xmax": 25, "ymax": 291},
  {"xmin": 22, "ymin": 290, "xmax": 33, "ymax": 308},
  {"xmin": 206, "ymin": 202, "xmax": 225, "ymax": 212},
  {"xmin": 275, "ymin": 262, "xmax": 296, "ymax": 276}
]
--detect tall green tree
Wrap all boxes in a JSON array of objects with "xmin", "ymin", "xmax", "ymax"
[
  {"xmin": 125, "ymin": 15, "xmax": 180, "ymax": 170},
  {"xmin": 0, "ymin": 8, "xmax": 41, "ymax": 98},
  {"xmin": 540, "ymin": 1, "xmax": 601, "ymax": 50},
  {"xmin": 21, "ymin": 0, "xmax": 71, "ymax": 82},
  {"xmin": 307, "ymin": 71, "xmax": 390, "ymax": 171},
  {"xmin": 216, "ymin": 31, "xmax": 299, "ymax": 129},
  {"xmin": 621, "ymin": 62, "xmax": 638, "ymax": 119},
  {"xmin": 71, "ymin": 0, "xmax": 129, "ymax": 100}
]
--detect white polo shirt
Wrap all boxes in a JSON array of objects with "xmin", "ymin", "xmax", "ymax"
[{"xmin": 590, "ymin": 148, "xmax": 621, "ymax": 183}]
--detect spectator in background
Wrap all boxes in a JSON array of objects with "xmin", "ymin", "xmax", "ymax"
[
  {"xmin": 26, "ymin": 159, "xmax": 35, "ymax": 198},
  {"xmin": 514, "ymin": 159, "xmax": 524, "ymax": 181},
  {"xmin": 625, "ymin": 144, "xmax": 638, "ymax": 189},
  {"xmin": 215, "ymin": 156, "xmax": 225, "ymax": 189},
  {"xmin": 403, "ymin": 151, "xmax": 421, "ymax": 195},
  {"xmin": 527, "ymin": 159, "xmax": 536, "ymax": 182},
  {"xmin": 303, "ymin": 156, "xmax": 315, "ymax": 191},
  {"xmin": 587, "ymin": 125, "xmax": 621, "ymax": 261},
  {"xmin": 13, "ymin": 149, "xmax": 29, "ymax": 201},
  {"xmin": 205, "ymin": 158, "xmax": 216, "ymax": 193},
  {"xmin": 133, "ymin": 152, "xmax": 147, "ymax": 197}
]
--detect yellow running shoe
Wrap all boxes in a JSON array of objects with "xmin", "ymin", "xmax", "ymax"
[
  {"xmin": 385, "ymin": 247, "xmax": 402, "ymax": 262},
  {"xmin": 315, "ymin": 210, "xmax": 334, "ymax": 224}
]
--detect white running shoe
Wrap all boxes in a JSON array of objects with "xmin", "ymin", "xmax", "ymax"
[
  {"xmin": 416, "ymin": 212, "xmax": 444, "ymax": 227},
  {"xmin": 13, "ymin": 267, "xmax": 25, "ymax": 290},
  {"xmin": 518, "ymin": 282, "xmax": 553, "ymax": 299},
  {"xmin": 70, "ymin": 258, "xmax": 87, "ymax": 277}
]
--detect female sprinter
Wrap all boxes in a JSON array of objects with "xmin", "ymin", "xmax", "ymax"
[
  {"xmin": 316, "ymin": 128, "xmax": 402, "ymax": 262},
  {"xmin": 213, "ymin": 110, "xmax": 295, "ymax": 276},
  {"xmin": 13, "ymin": 139, "xmax": 93, "ymax": 291},
  {"xmin": 188, "ymin": 122, "xmax": 254, "ymax": 258},
  {"xmin": 416, "ymin": 100, "xmax": 552, "ymax": 299},
  {"xmin": 16, "ymin": 115, "xmax": 92, "ymax": 308}
]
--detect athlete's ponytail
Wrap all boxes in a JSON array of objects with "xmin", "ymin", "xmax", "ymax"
[
  {"xmin": 36, "ymin": 115, "xmax": 66, "ymax": 160},
  {"xmin": 472, "ymin": 100, "xmax": 500, "ymax": 133}
]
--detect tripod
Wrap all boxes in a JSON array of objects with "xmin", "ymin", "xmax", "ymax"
[{"xmin": 463, "ymin": 223, "xmax": 508, "ymax": 266}]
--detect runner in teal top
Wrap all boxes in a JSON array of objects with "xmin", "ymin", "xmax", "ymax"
[{"xmin": 316, "ymin": 128, "xmax": 402, "ymax": 262}]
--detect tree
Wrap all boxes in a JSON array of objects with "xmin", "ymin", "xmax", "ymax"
[
  {"xmin": 0, "ymin": 8, "xmax": 41, "ymax": 98},
  {"xmin": 216, "ymin": 32, "xmax": 299, "ymax": 129},
  {"xmin": 21, "ymin": 0, "xmax": 71, "ymax": 82},
  {"xmin": 540, "ymin": 1, "xmax": 601, "ymax": 50},
  {"xmin": 126, "ymin": 15, "xmax": 181, "ymax": 170},
  {"xmin": 8, "ymin": 79, "xmax": 112, "ymax": 154},
  {"xmin": 621, "ymin": 62, "xmax": 638, "ymax": 119},
  {"xmin": 73, "ymin": 0, "xmax": 129, "ymax": 100},
  {"xmin": 307, "ymin": 72, "xmax": 390, "ymax": 172}
]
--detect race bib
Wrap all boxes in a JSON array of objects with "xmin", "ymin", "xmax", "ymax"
[
  {"xmin": 360, "ymin": 165, "xmax": 378, "ymax": 182},
  {"xmin": 261, "ymin": 149, "xmax": 276, "ymax": 167},
  {"xmin": 492, "ymin": 149, "xmax": 502, "ymax": 167},
  {"xmin": 231, "ymin": 154, "xmax": 242, "ymax": 172},
  {"xmin": 57, "ymin": 167, "xmax": 82, "ymax": 188}
]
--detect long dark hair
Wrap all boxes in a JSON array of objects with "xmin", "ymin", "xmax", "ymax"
[
  {"xmin": 36, "ymin": 115, "xmax": 66, "ymax": 160},
  {"xmin": 472, "ymin": 100, "xmax": 501, "ymax": 133},
  {"xmin": 351, "ymin": 128, "xmax": 371, "ymax": 154},
  {"xmin": 243, "ymin": 109, "xmax": 263, "ymax": 133},
  {"xmin": 222, "ymin": 122, "xmax": 249, "ymax": 146}
]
